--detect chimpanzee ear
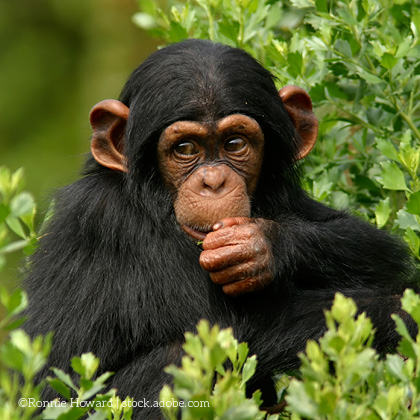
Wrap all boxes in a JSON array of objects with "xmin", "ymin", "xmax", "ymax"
[
  {"xmin": 279, "ymin": 86, "xmax": 318, "ymax": 160},
  {"xmin": 90, "ymin": 100, "xmax": 129, "ymax": 172}
]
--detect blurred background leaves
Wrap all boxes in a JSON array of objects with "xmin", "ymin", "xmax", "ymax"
[
  {"xmin": 0, "ymin": 0, "xmax": 158, "ymax": 205},
  {"xmin": 0, "ymin": 0, "xmax": 159, "ymax": 283}
]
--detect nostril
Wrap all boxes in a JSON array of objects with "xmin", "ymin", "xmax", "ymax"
[
  {"xmin": 203, "ymin": 174, "xmax": 224, "ymax": 191},
  {"xmin": 200, "ymin": 165, "xmax": 230, "ymax": 193}
]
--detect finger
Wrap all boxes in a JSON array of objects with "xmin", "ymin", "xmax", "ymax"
[
  {"xmin": 209, "ymin": 260, "xmax": 259, "ymax": 284},
  {"xmin": 199, "ymin": 245, "xmax": 253, "ymax": 272},
  {"xmin": 203, "ymin": 223, "xmax": 256, "ymax": 250},
  {"xmin": 212, "ymin": 217, "xmax": 252, "ymax": 231},
  {"xmin": 222, "ymin": 273, "xmax": 272, "ymax": 296}
]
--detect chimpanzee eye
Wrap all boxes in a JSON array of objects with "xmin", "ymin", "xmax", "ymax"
[
  {"xmin": 174, "ymin": 141, "xmax": 199, "ymax": 156},
  {"xmin": 224, "ymin": 138, "xmax": 246, "ymax": 153}
]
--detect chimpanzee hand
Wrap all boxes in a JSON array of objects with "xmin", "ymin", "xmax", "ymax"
[{"xmin": 199, "ymin": 217, "xmax": 276, "ymax": 296}]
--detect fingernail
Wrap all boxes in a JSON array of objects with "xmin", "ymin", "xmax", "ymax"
[{"xmin": 213, "ymin": 222, "xmax": 223, "ymax": 230}]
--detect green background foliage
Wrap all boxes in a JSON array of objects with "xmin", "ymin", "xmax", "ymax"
[
  {"xmin": 0, "ymin": 0, "xmax": 158, "ymax": 284},
  {"xmin": 134, "ymin": 0, "xmax": 420, "ymax": 261}
]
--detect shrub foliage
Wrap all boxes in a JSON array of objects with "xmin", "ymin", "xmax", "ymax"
[{"xmin": 134, "ymin": 0, "xmax": 420, "ymax": 259}]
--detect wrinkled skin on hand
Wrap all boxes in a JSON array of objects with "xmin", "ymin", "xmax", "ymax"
[{"xmin": 199, "ymin": 217, "xmax": 276, "ymax": 296}]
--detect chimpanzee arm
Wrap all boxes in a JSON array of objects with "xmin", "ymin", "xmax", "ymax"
[{"xmin": 269, "ymin": 207, "xmax": 417, "ymax": 294}]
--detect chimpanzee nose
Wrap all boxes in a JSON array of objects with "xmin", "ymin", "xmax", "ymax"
[{"xmin": 199, "ymin": 165, "xmax": 230, "ymax": 195}]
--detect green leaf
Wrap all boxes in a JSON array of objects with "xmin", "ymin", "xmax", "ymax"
[
  {"xmin": 0, "ymin": 340, "xmax": 25, "ymax": 371},
  {"xmin": 412, "ymin": 8, "xmax": 420, "ymax": 38},
  {"xmin": 396, "ymin": 36, "xmax": 412, "ymax": 59},
  {"xmin": 10, "ymin": 192, "xmax": 35, "ymax": 217},
  {"xmin": 168, "ymin": 21, "xmax": 188, "ymax": 43},
  {"xmin": 218, "ymin": 21, "xmax": 240, "ymax": 44},
  {"xmin": 399, "ymin": 141, "xmax": 420, "ymax": 177},
  {"xmin": 339, "ymin": 8, "xmax": 358, "ymax": 26},
  {"xmin": 241, "ymin": 355, "xmax": 257, "ymax": 384},
  {"xmin": 0, "ymin": 287, "xmax": 28, "ymax": 317},
  {"xmin": 315, "ymin": 0, "xmax": 328, "ymax": 13},
  {"xmin": 71, "ymin": 353, "xmax": 100, "ymax": 380},
  {"xmin": 407, "ymin": 191, "xmax": 420, "ymax": 215},
  {"xmin": 0, "ymin": 166, "xmax": 11, "ymax": 197},
  {"xmin": 236, "ymin": 342, "xmax": 249, "ymax": 369},
  {"xmin": 379, "ymin": 162, "xmax": 410, "ymax": 191},
  {"xmin": 5, "ymin": 216, "xmax": 26, "ymax": 238},
  {"xmin": 219, "ymin": 401, "xmax": 261, "ymax": 420},
  {"xmin": 359, "ymin": 71, "xmax": 384, "ymax": 85},
  {"xmin": 80, "ymin": 381, "xmax": 108, "ymax": 401},
  {"xmin": 47, "ymin": 377, "xmax": 72, "ymax": 400},
  {"xmin": 132, "ymin": 12, "xmax": 157, "ymax": 30},
  {"xmin": 288, "ymin": 51, "xmax": 303, "ymax": 78},
  {"xmin": 290, "ymin": 0, "xmax": 314, "ymax": 8},
  {"xmin": 0, "ymin": 203, "xmax": 10, "ymax": 223},
  {"xmin": 10, "ymin": 167, "xmax": 25, "ymax": 194},
  {"xmin": 50, "ymin": 368, "xmax": 78, "ymax": 392},
  {"xmin": 210, "ymin": 343, "xmax": 227, "ymax": 368},
  {"xmin": 400, "ymin": 289, "xmax": 420, "ymax": 325},
  {"xmin": 376, "ymin": 138, "xmax": 399, "ymax": 162},
  {"xmin": 286, "ymin": 381, "xmax": 319, "ymax": 418},
  {"xmin": 331, "ymin": 292, "xmax": 357, "ymax": 321},
  {"xmin": 183, "ymin": 334, "xmax": 203, "ymax": 360},
  {"xmin": 2, "ymin": 317, "xmax": 25, "ymax": 331},
  {"xmin": 375, "ymin": 198, "xmax": 390, "ymax": 228},
  {"xmin": 9, "ymin": 329, "xmax": 33, "ymax": 355},
  {"xmin": 396, "ymin": 209, "xmax": 420, "ymax": 232},
  {"xmin": 334, "ymin": 39, "xmax": 352, "ymax": 58},
  {"xmin": 0, "ymin": 239, "xmax": 28, "ymax": 254},
  {"xmin": 23, "ymin": 236, "xmax": 38, "ymax": 256},
  {"xmin": 381, "ymin": 53, "xmax": 398, "ymax": 70},
  {"xmin": 385, "ymin": 354, "xmax": 409, "ymax": 382},
  {"xmin": 404, "ymin": 227, "xmax": 420, "ymax": 256},
  {"xmin": 43, "ymin": 405, "xmax": 88, "ymax": 420}
]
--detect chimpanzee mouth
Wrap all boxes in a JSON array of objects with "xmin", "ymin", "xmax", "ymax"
[{"xmin": 181, "ymin": 224, "xmax": 212, "ymax": 240}]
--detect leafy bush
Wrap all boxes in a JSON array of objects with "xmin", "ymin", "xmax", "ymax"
[
  {"xmin": 0, "ymin": 167, "xmax": 134, "ymax": 420},
  {"xmin": 0, "ymin": 287, "xmax": 134, "ymax": 420},
  {"xmin": 0, "ymin": 287, "xmax": 50, "ymax": 420},
  {"xmin": 0, "ymin": 167, "xmax": 37, "ymax": 271},
  {"xmin": 287, "ymin": 290, "xmax": 420, "ymax": 419},
  {"xmin": 160, "ymin": 320, "xmax": 275, "ymax": 420},
  {"xmin": 134, "ymin": 0, "xmax": 420, "ymax": 259}
]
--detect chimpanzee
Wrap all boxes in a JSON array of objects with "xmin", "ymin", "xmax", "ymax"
[{"xmin": 24, "ymin": 39, "xmax": 418, "ymax": 418}]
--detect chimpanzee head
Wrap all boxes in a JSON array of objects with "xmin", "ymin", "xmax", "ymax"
[{"xmin": 89, "ymin": 39, "xmax": 318, "ymax": 238}]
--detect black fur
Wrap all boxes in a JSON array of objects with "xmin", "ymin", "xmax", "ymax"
[{"xmin": 24, "ymin": 39, "xmax": 419, "ymax": 418}]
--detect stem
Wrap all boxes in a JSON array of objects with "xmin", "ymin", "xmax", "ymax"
[
  {"xmin": 202, "ymin": 1, "xmax": 214, "ymax": 41},
  {"xmin": 208, "ymin": 10, "xmax": 214, "ymax": 40},
  {"xmin": 400, "ymin": 109, "xmax": 420, "ymax": 143},
  {"xmin": 237, "ymin": 3, "xmax": 245, "ymax": 48},
  {"xmin": 332, "ymin": 103, "xmax": 384, "ymax": 135}
]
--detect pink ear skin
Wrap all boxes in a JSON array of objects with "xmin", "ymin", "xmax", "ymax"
[
  {"xmin": 90, "ymin": 100, "xmax": 130, "ymax": 173},
  {"xmin": 279, "ymin": 86, "xmax": 318, "ymax": 160}
]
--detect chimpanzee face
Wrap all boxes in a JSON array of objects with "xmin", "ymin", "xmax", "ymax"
[
  {"xmin": 89, "ymin": 79, "xmax": 318, "ymax": 241},
  {"xmin": 157, "ymin": 114, "xmax": 264, "ymax": 240}
]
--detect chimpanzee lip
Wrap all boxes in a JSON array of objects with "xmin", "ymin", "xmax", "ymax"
[{"xmin": 181, "ymin": 224, "xmax": 211, "ymax": 240}]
